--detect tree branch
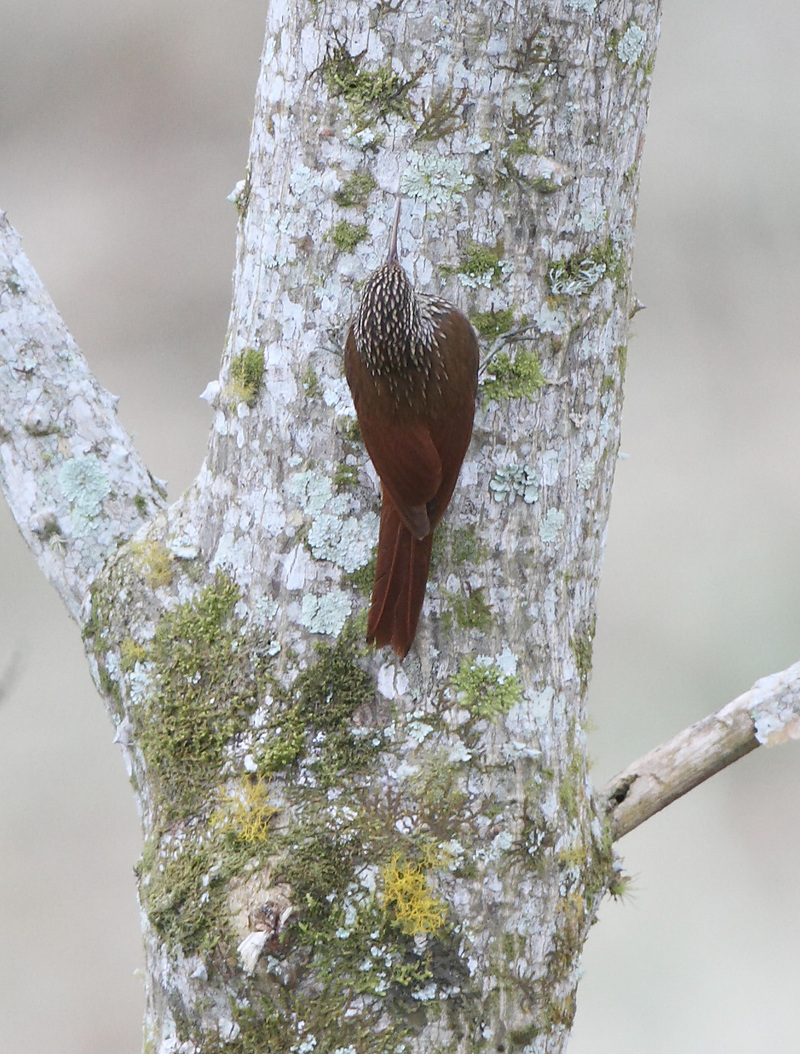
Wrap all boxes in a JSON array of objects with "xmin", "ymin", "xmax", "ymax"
[
  {"xmin": 601, "ymin": 660, "xmax": 800, "ymax": 840},
  {"xmin": 0, "ymin": 211, "xmax": 165, "ymax": 621}
]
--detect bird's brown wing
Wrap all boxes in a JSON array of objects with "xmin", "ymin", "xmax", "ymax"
[{"xmin": 354, "ymin": 411, "xmax": 441, "ymax": 540}]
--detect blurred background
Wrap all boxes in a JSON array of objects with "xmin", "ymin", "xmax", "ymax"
[{"xmin": 0, "ymin": 1, "xmax": 798, "ymax": 1050}]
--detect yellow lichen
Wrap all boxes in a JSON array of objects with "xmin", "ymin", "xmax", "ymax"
[
  {"xmin": 382, "ymin": 853, "xmax": 447, "ymax": 936},
  {"xmin": 120, "ymin": 637, "xmax": 147, "ymax": 672},
  {"xmin": 131, "ymin": 539, "xmax": 174, "ymax": 588},
  {"xmin": 211, "ymin": 778, "xmax": 277, "ymax": 845}
]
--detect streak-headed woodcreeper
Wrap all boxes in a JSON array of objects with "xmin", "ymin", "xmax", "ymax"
[{"xmin": 344, "ymin": 201, "xmax": 479, "ymax": 658}]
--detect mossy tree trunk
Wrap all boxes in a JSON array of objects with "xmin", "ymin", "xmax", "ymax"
[{"xmin": 0, "ymin": 1, "xmax": 662, "ymax": 1052}]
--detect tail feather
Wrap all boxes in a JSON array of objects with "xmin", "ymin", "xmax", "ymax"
[{"xmin": 368, "ymin": 498, "xmax": 434, "ymax": 658}]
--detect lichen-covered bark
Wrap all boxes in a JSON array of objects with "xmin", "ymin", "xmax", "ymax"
[
  {"xmin": 1, "ymin": 1, "xmax": 662, "ymax": 1052},
  {"xmin": 0, "ymin": 213, "xmax": 165, "ymax": 619}
]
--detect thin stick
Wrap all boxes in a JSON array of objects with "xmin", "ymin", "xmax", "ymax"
[{"xmin": 600, "ymin": 660, "xmax": 800, "ymax": 840}]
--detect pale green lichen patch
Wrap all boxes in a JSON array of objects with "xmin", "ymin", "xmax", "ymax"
[
  {"xmin": 575, "ymin": 456, "xmax": 596, "ymax": 491},
  {"xmin": 301, "ymin": 590, "xmax": 352, "ymax": 636},
  {"xmin": 307, "ymin": 511, "xmax": 378, "ymax": 572},
  {"xmin": 616, "ymin": 23, "xmax": 647, "ymax": 65},
  {"xmin": 481, "ymin": 348, "xmax": 545, "ymax": 402},
  {"xmin": 450, "ymin": 656, "xmax": 523, "ymax": 718},
  {"xmin": 59, "ymin": 455, "xmax": 111, "ymax": 533},
  {"xmin": 489, "ymin": 463, "xmax": 540, "ymax": 504},
  {"xmin": 534, "ymin": 299, "xmax": 569, "ymax": 335},
  {"xmin": 227, "ymin": 347, "xmax": 265, "ymax": 407},
  {"xmin": 538, "ymin": 507, "xmax": 566, "ymax": 544},
  {"xmin": 289, "ymin": 468, "xmax": 379, "ymax": 577},
  {"xmin": 400, "ymin": 150, "xmax": 474, "ymax": 207}
]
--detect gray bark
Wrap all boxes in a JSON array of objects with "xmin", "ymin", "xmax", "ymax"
[{"xmin": 1, "ymin": 2, "xmax": 667, "ymax": 1052}]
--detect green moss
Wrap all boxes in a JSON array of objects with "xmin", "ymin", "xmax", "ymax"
[
  {"xmin": 450, "ymin": 524, "xmax": 483, "ymax": 564},
  {"xmin": 227, "ymin": 999, "xmax": 286, "ymax": 1054},
  {"xmin": 592, "ymin": 238, "xmax": 626, "ymax": 285},
  {"xmin": 608, "ymin": 869, "xmax": 634, "ymax": 901},
  {"xmin": 321, "ymin": 42, "xmax": 420, "ymax": 125},
  {"xmin": 135, "ymin": 572, "xmax": 272, "ymax": 822},
  {"xmin": 330, "ymin": 220, "xmax": 368, "ymax": 253},
  {"xmin": 549, "ymin": 239, "xmax": 626, "ymax": 297},
  {"xmin": 120, "ymin": 637, "xmax": 147, "ymax": 673},
  {"xmin": 600, "ymin": 375, "xmax": 615, "ymax": 395},
  {"xmin": 618, "ymin": 344, "xmax": 628, "ymax": 382},
  {"xmin": 430, "ymin": 523, "xmax": 484, "ymax": 573},
  {"xmin": 333, "ymin": 463, "xmax": 359, "ymax": 490},
  {"xmin": 451, "ymin": 657, "xmax": 523, "ymax": 718},
  {"xmin": 556, "ymin": 842, "xmax": 587, "ymax": 870},
  {"xmin": 410, "ymin": 756, "xmax": 469, "ymax": 840},
  {"xmin": 139, "ymin": 837, "xmax": 228, "ymax": 954},
  {"xmin": 338, "ymin": 415, "xmax": 363, "ymax": 444},
  {"xmin": 283, "ymin": 825, "xmax": 362, "ymax": 928},
  {"xmin": 258, "ymin": 626, "xmax": 377, "ymax": 785},
  {"xmin": 445, "ymin": 587, "xmax": 492, "ymax": 632},
  {"xmin": 133, "ymin": 493, "xmax": 148, "ymax": 515},
  {"xmin": 97, "ymin": 663, "xmax": 121, "ymax": 706},
  {"xmin": 558, "ymin": 751, "xmax": 587, "ymax": 823},
  {"xmin": 334, "ymin": 169, "xmax": 377, "ymax": 207},
  {"xmin": 570, "ymin": 617, "xmax": 596, "ymax": 690},
  {"xmin": 471, "ymin": 307, "xmax": 515, "ymax": 342},
  {"xmin": 302, "ymin": 364, "xmax": 321, "ymax": 397},
  {"xmin": 623, "ymin": 163, "xmax": 639, "ymax": 186},
  {"xmin": 347, "ymin": 549, "xmax": 376, "ymax": 596},
  {"xmin": 228, "ymin": 347, "xmax": 265, "ymax": 407},
  {"xmin": 530, "ymin": 175, "xmax": 562, "ymax": 194},
  {"xmin": 481, "ymin": 349, "xmax": 545, "ymax": 402},
  {"xmin": 445, "ymin": 240, "xmax": 504, "ymax": 284},
  {"xmin": 267, "ymin": 821, "xmax": 463, "ymax": 1048},
  {"xmin": 130, "ymin": 539, "xmax": 174, "ymax": 588}
]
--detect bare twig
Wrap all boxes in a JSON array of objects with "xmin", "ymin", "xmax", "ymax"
[{"xmin": 601, "ymin": 660, "xmax": 800, "ymax": 840}]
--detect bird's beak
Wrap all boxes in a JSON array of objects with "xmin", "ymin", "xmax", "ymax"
[{"xmin": 386, "ymin": 198, "xmax": 402, "ymax": 266}]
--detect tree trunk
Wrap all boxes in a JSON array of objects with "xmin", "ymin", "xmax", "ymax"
[{"xmin": 2, "ymin": 1, "xmax": 663, "ymax": 1051}]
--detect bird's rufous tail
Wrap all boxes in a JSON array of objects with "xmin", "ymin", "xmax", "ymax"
[{"xmin": 367, "ymin": 497, "xmax": 433, "ymax": 658}]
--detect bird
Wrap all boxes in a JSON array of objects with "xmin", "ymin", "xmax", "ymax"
[{"xmin": 344, "ymin": 200, "xmax": 479, "ymax": 658}]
